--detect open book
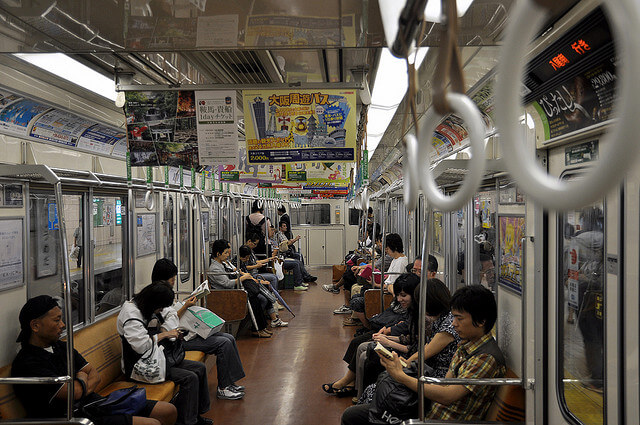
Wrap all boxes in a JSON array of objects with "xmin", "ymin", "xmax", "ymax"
[
  {"xmin": 186, "ymin": 280, "xmax": 211, "ymax": 301},
  {"xmin": 374, "ymin": 342, "xmax": 408, "ymax": 367}
]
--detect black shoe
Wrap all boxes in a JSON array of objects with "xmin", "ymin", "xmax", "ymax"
[
  {"xmin": 196, "ymin": 416, "xmax": 214, "ymax": 425},
  {"xmin": 304, "ymin": 275, "xmax": 318, "ymax": 282}
]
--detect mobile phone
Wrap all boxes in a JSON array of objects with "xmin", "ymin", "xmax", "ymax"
[{"xmin": 178, "ymin": 328, "xmax": 188, "ymax": 337}]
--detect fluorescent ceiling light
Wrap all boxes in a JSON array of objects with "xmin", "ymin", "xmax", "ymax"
[
  {"xmin": 14, "ymin": 53, "xmax": 116, "ymax": 101},
  {"xmin": 379, "ymin": 0, "xmax": 476, "ymax": 52},
  {"xmin": 367, "ymin": 47, "xmax": 428, "ymax": 159}
]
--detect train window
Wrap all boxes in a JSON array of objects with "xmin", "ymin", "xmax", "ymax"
[
  {"xmin": 179, "ymin": 196, "xmax": 190, "ymax": 282},
  {"xmin": 558, "ymin": 203, "xmax": 605, "ymax": 424},
  {"xmin": 93, "ymin": 195, "xmax": 127, "ymax": 315},
  {"xmin": 164, "ymin": 195, "xmax": 174, "ymax": 262},
  {"xmin": 473, "ymin": 191, "xmax": 497, "ymax": 292},
  {"xmin": 29, "ymin": 192, "xmax": 86, "ymax": 326},
  {"xmin": 291, "ymin": 204, "xmax": 331, "ymax": 225},
  {"xmin": 348, "ymin": 208, "xmax": 361, "ymax": 225}
]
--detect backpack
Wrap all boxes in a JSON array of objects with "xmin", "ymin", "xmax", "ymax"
[{"xmin": 246, "ymin": 216, "xmax": 266, "ymax": 239}]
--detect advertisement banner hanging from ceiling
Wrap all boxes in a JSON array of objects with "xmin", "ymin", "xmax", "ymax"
[
  {"xmin": 124, "ymin": 90, "xmax": 238, "ymax": 168},
  {"xmin": 243, "ymin": 89, "xmax": 356, "ymax": 164}
]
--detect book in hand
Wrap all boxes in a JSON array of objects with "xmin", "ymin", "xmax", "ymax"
[
  {"xmin": 374, "ymin": 342, "xmax": 408, "ymax": 367},
  {"xmin": 186, "ymin": 281, "xmax": 210, "ymax": 301}
]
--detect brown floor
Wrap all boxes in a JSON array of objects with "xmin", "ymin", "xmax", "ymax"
[{"xmin": 205, "ymin": 266, "xmax": 356, "ymax": 425}]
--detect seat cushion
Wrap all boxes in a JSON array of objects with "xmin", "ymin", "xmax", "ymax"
[
  {"xmin": 98, "ymin": 379, "xmax": 176, "ymax": 402},
  {"xmin": 185, "ymin": 351, "xmax": 206, "ymax": 363}
]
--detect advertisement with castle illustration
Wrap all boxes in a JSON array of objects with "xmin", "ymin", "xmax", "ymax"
[{"xmin": 243, "ymin": 89, "xmax": 356, "ymax": 164}]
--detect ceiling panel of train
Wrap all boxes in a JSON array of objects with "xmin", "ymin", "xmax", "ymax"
[{"xmin": 0, "ymin": 0, "xmax": 580, "ymax": 190}]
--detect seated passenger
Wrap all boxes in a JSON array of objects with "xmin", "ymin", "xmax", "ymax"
[
  {"xmin": 242, "ymin": 234, "xmax": 280, "ymax": 292},
  {"xmin": 151, "ymin": 258, "xmax": 246, "ymax": 400},
  {"xmin": 344, "ymin": 233, "xmax": 408, "ymax": 327},
  {"xmin": 118, "ymin": 284, "xmax": 212, "ymax": 425},
  {"xmin": 273, "ymin": 222, "xmax": 317, "ymax": 282},
  {"xmin": 12, "ymin": 295, "xmax": 177, "ymax": 425},
  {"xmin": 267, "ymin": 225, "xmax": 310, "ymax": 291},
  {"xmin": 208, "ymin": 239, "xmax": 276, "ymax": 337},
  {"xmin": 322, "ymin": 273, "xmax": 419, "ymax": 398},
  {"xmin": 341, "ymin": 285, "xmax": 506, "ymax": 424}
]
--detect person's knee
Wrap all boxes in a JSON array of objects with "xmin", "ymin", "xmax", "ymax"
[{"xmin": 149, "ymin": 401, "xmax": 177, "ymax": 425}]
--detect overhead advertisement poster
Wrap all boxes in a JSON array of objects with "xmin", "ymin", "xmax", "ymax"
[
  {"xmin": 195, "ymin": 90, "xmax": 238, "ymax": 166},
  {"xmin": 283, "ymin": 163, "xmax": 351, "ymax": 192},
  {"xmin": 0, "ymin": 87, "xmax": 125, "ymax": 158},
  {"xmin": 243, "ymin": 89, "xmax": 356, "ymax": 164}
]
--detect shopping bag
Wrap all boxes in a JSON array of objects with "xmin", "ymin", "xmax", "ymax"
[
  {"xmin": 273, "ymin": 260, "xmax": 285, "ymax": 281},
  {"xmin": 69, "ymin": 244, "xmax": 80, "ymax": 261},
  {"xmin": 129, "ymin": 343, "xmax": 166, "ymax": 384},
  {"xmin": 333, "ymin": 264, "xmax": 347, "ymax": 281},
  {"xmin": 180, "ymin": 306, "xmax": 225, "ymax": 339}
]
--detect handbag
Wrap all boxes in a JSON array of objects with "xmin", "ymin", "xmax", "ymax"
[
  {"xmin": 121, "ymin": 319, "xmax": 166, "ymax": 384},
  {"xmin": 79, "ymin": 386, "xmax": 147, "ymax": 418},
  {"xmin": 149, "ymin": 313, "xmax": 185, "ymax": 369},
  {"xmin": 368, "ymin": 362, "xmax": 433, "ymax": 424},
  {"xmin": 333, "ymin": 264, "xmax": 347, "ymax": 281}
]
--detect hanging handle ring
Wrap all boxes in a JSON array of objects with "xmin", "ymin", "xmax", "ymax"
[
  {"xmin": 403, "ymin": 136, "xmax": 421, "ymax": 211},
  {"xmin": 496, "ymin": 0, "xmax": 640, "ymax": 210},
  {"xmin": 144, "ymin": 188, "xmax": 155, "ymax": 211},
  {"xmin": 415, "ymin": 92, "xmax": 486, "ymax": 212}
]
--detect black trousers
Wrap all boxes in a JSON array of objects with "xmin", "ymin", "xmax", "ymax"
[
  {"xmin": 248, "ymin": 294, "xmax": 268, "ymax": 331},
  {"xmin": 165, "ymin": 360, "xmax": 210, "ymax": 425},
  {"xmin": 343, "ymin": 331, "xmax": 375, "ymax": 372}
]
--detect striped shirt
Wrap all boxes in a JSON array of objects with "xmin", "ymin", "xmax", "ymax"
[{"xmin": 427, "ymin": 332, "xmax": 506, "ymax": 421}]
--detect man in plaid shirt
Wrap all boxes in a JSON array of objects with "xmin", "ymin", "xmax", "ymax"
[{"xmin": 341, "ymin": 285, "xmax": 505, "ymax": 424}]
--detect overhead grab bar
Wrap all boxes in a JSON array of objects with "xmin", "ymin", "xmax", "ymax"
[{"xmin": 495, "ymin": 0, "xmax": 640, "ymax": 210}]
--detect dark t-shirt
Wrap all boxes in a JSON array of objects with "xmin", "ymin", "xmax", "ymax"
[{"xmin": 11, "ymin": 340, "xmax": 87, "ymax": 418}]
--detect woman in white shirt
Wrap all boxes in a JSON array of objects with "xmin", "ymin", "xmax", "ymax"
[{"xmin": 381, "ymin": 233, "xmax": 409, "ymax": 296}]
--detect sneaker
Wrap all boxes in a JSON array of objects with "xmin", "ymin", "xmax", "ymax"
[
  {"xmin": 271, "ymin": 318, "xmax": 289, "ymax": 327},
  {"xmin": 217, "ymin": 386, "xmax": 244, "ymax": 400},
  {"xmin": 323, "ymin": 284, "xmax": 340, "ymax": 294},
  {"xmin": 294, "ymin": 285, "xmax": 308, "ymax": 291},
  {"xmin": 230, "ymin": 384, "xmax": 245, "ymax": 393},
  {"xmin": 333, "ymin": 305, "xmax": 352, "ymax": 314}
]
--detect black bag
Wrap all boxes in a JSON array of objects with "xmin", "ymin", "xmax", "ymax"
[
  {"xmin": 77, "ymin": 386, "xmax": 147, "ymax": 418},
  {"xmin": 368, "ymin": 362, "xmax": 433, "ymax": 424},
  {"xmin": 149, "ymin": 314, "xmax": 186, "ymax": 369},
  {"xmin": 368, "ymin": 304, "xmax": 407, "ymax": 332}
]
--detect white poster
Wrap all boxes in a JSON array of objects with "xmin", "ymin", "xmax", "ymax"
[
  {"xmin": 136, "ymin": 213, "xmax": 157, "ymax": 257},
  {"xmin": 195, "ymin": 90, "xmax": 238, "ymax": 166},
  {"xmin": 0, "ymin": 218, "xmax": 24, "ymax": 290}
]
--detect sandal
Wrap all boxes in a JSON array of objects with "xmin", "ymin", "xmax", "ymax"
[
  {"xmin": 335, "ymin": 386, "xmax": 357, "ymax": 398},
  {"xmin": 322, "ymin": 382, "xmax": 337, "ymax": 394}
]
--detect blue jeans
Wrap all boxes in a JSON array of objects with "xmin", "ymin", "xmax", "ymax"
[
  {"xmin": 256, "ymin": 272, "xmax": 279, "ymax": 291},
  {"xmin": 182, "ymin": 332, "xmax": 245, "ymax": 388}
]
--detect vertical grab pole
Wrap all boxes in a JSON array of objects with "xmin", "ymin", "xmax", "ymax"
[
  {"xmin": 233, "ymin": 196, "xmax": 242, "ymax": 266},
  {"xmin": 379, "ymin": 193, "xmax": 389, "ymax": 311},
  {"xmin": 416, "ymin": 202, "xmax": 432, "ymax": 420},
  {"xmin": 54, "ymin": 182, "xmax": 74, "ymax": 420},
  {"xmin": 369, "ymin": 199, "xmax": 379, "ymax": 313}
]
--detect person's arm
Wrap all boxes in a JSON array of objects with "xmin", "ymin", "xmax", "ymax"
[
  {"xmin": 405, "ymin": 331, "xmax": 456, "ymax": 363},
  {"xmin": 380, "ymin": 353, "xmax": 470, "ymax": 405},
  {"xmin": 373, "ymin": 333, "xmax": 409, "ymax": 354},
  {"xmin": 175, "ymin": 296, "xmax": 197, "ymax": 319},
  {"xmin": 78, "ymin": 363, "xmax": 101, "ymax": 394}
]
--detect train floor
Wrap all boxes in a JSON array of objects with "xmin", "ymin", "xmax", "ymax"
[{"xmin": 205, "ymin": 266, "xmax": 355, "ymax": 425}]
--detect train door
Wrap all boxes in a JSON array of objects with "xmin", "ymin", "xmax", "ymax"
[
  {"xmin": 163, "ymin": 193, "xmax": 175, "ymax": 263},
  {"xmin": 546, "ymin": 136, "xmax": 621, "ymax": 425},
  {"xmin": 471, "ymin": 187, "xmax": 498, "ymax": 293},
  {"xmin": 178, "ymin": 193, "xmax": 191, "ymax": 288}
]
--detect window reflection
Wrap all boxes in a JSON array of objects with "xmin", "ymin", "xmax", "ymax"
[
  {"xmin": 473, "ymin": 191, "xmax": 497, "ymax": 293},
  {"xmin": 93, "ymin": 195, "xmax": 126, "ymax": 315},
  {"xmin": 179, "ymin": 196, "xmax": 190, "ymax": 282},
  {"xmin": 560, "ymin": 204, "xmax": 605, "ymax": 424},
  {"xmin": 164, "ymin": 195, "xmax": 174, "ymax": 262},
  {"xmin": 29, "ymin": 192, "xmax": 85, "ymax": 325}
]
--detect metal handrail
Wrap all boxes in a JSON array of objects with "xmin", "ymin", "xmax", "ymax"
[
  {"xmin": 0, "ymin": 376, "xmax": 71, "ymax": 384},
  {"xmin": 420, "ymin": 377, "xmax": 523, "ymax": 386}
]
